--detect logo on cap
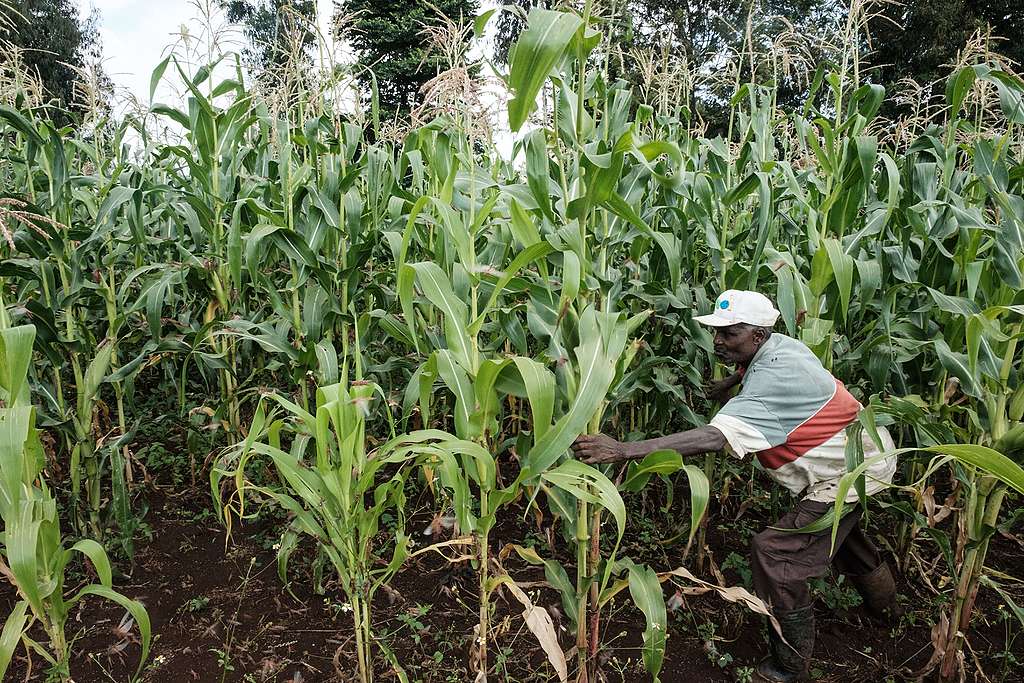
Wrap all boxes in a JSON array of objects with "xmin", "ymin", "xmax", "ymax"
[{"xmin": 719, "ymin": 299, "xmax": 729, "ymax": 309}]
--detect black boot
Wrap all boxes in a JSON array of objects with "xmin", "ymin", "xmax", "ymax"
[
  {"xmin": 850, "ymin": 562, "xmax": 903, "ymax": 625},
  {"xmin": 755, "ymin": 605, "xmax": 814, "ymax": 683}
]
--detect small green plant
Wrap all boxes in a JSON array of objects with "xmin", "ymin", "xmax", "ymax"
[
  {"xmin": 992, "ymin": 602, "xmax": 1022, "ymax": 682},
  {"xmin": 808, "ymin": 575, "xmax": 862, "ymax": 612},
  {"xmin": 0, "ymin": 323, "xmax": 151, "ymax": 681},
  {"xmin": 734, "ymin": 665, "xmax": 755, "ymax": 683},
  {"xmin": 396, "ymin": 604, "xmax": 431, "ymax": 645},
  {"xmin": 210, "ymin": 648, "xmax": 235, "ymax": 675},
  {"xmin": 183, "ymin": 596, "xmax": 210, "ymax": 613},
  {"xmin": 697, "ymin": 621, "xmax": 734, "ymax": 669},
  {"xmin": 218, "ymin": 380, "xmax": 422, "ymax": 683},
  {"xmin": 212, "ymin": 557, "xmax": 258, "ymax": 683},
  {"xmin": 721, "ymin": 552, "xmax": 753, "ymax": 589}
]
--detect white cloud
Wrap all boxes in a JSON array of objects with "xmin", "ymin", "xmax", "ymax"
[{"xmin": 79, "ymin": 0, "xmax": 217, "ymax": 105}]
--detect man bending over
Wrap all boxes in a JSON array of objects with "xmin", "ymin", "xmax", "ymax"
[{"xmin": 572, "ymin": 290, "xmax": 899, "ymax": 683}]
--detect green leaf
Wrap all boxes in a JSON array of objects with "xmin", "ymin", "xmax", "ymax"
[
  {"xmin": 69, "ymin": 539, "xmax": 113, "ymax": 587},
  {"xmin": 151, "ymin": 104, "xmax": 190, "ymax": 129},
  {"xmin": 934, "ymin": 339, "xmax": 982, "ymax": 398},
  {"xmin": 402, "ymin": 262, "xmax": 474, "ymax": 372},
  {"xmin": 621, "ymin": 450, "xmax": 682, "ymax": 492},
  {"xmin": 69, "ymin": 585, "xmax": 151, "ymax": 678},
  {"xmin": 822, "ymin": 238, "xmax": 853, "ymax": 322},
  {"xmin": 510, "ymin": 357, "xmax": 556, "ymax": 443},
  {"xmin": 509, "ymin": 198, "xmax": 542, "ymax": 248},
  {"xmin": 82, "ymin": 340, "xmax": 116, "ymax": 407},
  {"xmin": 628, "ymin": 564, "xmax": 667, "ymax": 682},
  {"xmin": 468, "ymin": 242, "xmax": 552, "ymax": 335},
  {"xmin": 507, "ymin": 9, "xmax": 584, "ymax": 132},
  {"xmin": 679, "ymin": 464, "xmax": 710, "ymax": 546},
  {"xmin": 96, "ymin": 186, "xmax": 137, "ymax": 227},
  {"xmin": 0, "ymin": 601, "xmax": 28, "ymax": 681},
  {"xmin": 980, "ymin": 576, "xmax": 1024, "ymax": 630},
  {"xmin": 542, "ymin": 460, "xmax": 625, "ymax": 541},
  {"xmin": 434, "ymin": 350, "xmax": 474, "ymax": 439},
  {"xmin": 946, "ymin": 66, "xmax": 978, "ymax": 114},
  {"xmin": 0, "ymin": 325, "xmax": 35, "ymax": 407},
  {"xmin": 0, "ymin": 406, "xmax": 35, "ymax": 505},
  {"xmin": 525, "ymin": 129, "xmax": 555, "ymax": 223},
  {"xmin": 0, "ymin": 106, "xmax": 44, "ymax": 146},
  {"xmin": 829, "ymin": 444, "xmax": 1024, "ymax": 551},
  {"xmin": 522, "ymin": 308, "xmax": 627, "ymax": 477},
  {"xmin": 774, "ymin": 502, "xmax": 856, "ymax": 534},
  {"xmin": 927, "ymin": 288, "xmax": 982, "ymax": 317},
  {"xmin": 473, "ymin": 8, "xmax": 498, "ymax": 38}
]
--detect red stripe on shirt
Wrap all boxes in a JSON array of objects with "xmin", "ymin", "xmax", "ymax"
[{"xmin": 756, "ymin": 380, "xmax": 860, "ymax": 470}]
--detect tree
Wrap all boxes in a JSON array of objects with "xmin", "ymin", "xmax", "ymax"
[
  {"xmin": 220, "ymin": 0, "xmax": 317, "ymax": 80},
  {"xmin": 8, "ymin": 0, "xmax": 106, "ymax": 118},
  {"xmin": 865, "ymin": 0, "xmax": 1024, "ymax": 114},
  {"xmin": 494, "ymin": 0, "xmax": 838, "ymax": 132},
  {"xmin": 339, "ymin": 0, "xmax": 480, "ymax": 119}
]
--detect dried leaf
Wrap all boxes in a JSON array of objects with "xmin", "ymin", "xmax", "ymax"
[
  {"xmin": 662, "ymin": 566, "xmax": 786, "ymax": 643},
  {"xmin": 496, "ymin": 575, "xmax": 568, "ymax": 682},
  {"xmin": 906, "ymin": 610, "xmax": 949, "ymax": 679}
]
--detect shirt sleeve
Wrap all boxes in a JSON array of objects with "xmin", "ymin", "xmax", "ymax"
[{"xmin": 710, "ymin": 395, "xmax": 787, "ymax": 458}]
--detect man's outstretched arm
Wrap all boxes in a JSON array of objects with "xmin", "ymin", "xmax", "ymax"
[{"xmin": 571, "ymin": 426, "xmax": 727, "ymax": 465}]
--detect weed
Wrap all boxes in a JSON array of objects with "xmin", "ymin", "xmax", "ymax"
[
  {"xmin": 397, "ymin": 604, "xmax": 431, "ymax": 645},
  {"xmin": 215, "ymin": 557, "xmax": 258, "ymax": 683},
  {"xmin": 722, "ymin": 552, "xmax": 753, "ymax": 589},
  {"xmin": 993, "ymin": 603, "xmax": 1021, "ymax": 682},
  {"xmin": 697, "ymin": 621, "xmax": 734, "ymax": 669},
  {"xmin": 210, "ymin": 648, "xmax": 236, "ymax": 675},
  {"xmin": 734, "ymin": 665, "xmax": 755, "ymax": 683},
  {"xmin": 183, "ymin": 596, "xmax": 210, "ymax": 613},
  {"xmin": 809, "ymin": 575, "xmax": 862, "ymax": 612}
]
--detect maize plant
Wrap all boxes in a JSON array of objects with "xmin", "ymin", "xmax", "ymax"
[
  {"xmin": 0, "ymin": 1, "xmax": 1023, "ymax": 680},
  {"xmin": 217, "ymin": 379, "xmax": 420, "ymax": 683},
  {"xmin": 0, "ymin": 321, "xmax": 151, "ymax": 681},
  {"xmin": 0, "ymin": 106, "xmax": 155, "ymax": 541}
]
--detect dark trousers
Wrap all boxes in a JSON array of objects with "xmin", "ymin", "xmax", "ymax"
[{"xmin": 751, "ymin": 499, "xmax": 882, "ymax": 612}]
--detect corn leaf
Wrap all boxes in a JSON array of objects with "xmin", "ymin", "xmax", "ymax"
[
  {"xmin": 507, "ymin": 9, "xmax": 583, "ymax": 132},
  {"xmin": 628, "ymin": 564, "xmax": 667, "ymax": 682}
]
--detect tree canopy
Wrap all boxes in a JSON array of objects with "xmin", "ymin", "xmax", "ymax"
[
  {"xmin": 865, "ymin": 0, "xmax": 1024, "ymax": 114},
  {"xmin": 219, "ymin": 0, "xmax": 317, "ymax": 79},
  {"xmin": 339, "ymin": 0, "xmax": 479, "ymax": 119},
  {"xmin": 8, "ymin": 0, "xmax": 106, "ymax": 118}
]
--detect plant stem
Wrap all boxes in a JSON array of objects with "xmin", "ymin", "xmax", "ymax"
[
  {"xmin": 575, "ymin": 496, "xmax": 590, "ymax": 683},
  {"xmin": 351, "ymin": 591, "xmax": 369, "ymax": 683},
  {"xmin": 939, "ymin": 476, "xmax": 1005, "ymax": 681},
  {"xmin": 478, "ymin": 490, "xmax": 490, "ymax": 683}
]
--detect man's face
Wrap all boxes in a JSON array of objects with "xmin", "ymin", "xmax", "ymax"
[{"xmin": 712, "ymin": 324, "xmax": 763, "ymax": 366}]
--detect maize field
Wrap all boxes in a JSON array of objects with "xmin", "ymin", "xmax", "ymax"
[{"xmin": 1, "ymin": 2, "xmax": 1024, "ymax": 682}]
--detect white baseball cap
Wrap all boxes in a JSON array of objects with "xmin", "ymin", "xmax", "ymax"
[{"xmin": 693, "ymin": 290, "xmax": 780, "ymax": 328}]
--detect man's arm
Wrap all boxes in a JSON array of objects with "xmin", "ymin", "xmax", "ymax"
[
  {"xmin": 706, "ymin": 371, "xmax": 743, "ymax": 405},
  {"xmin": 572, "ymin": 426, "xmax": 727, "ymax": 465}
]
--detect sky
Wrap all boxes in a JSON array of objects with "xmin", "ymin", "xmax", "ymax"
[
  {"xmin": 76, "ymin": 0, "xmax": 332, "ymax": 106},
  {"xmin": 74, "ymin": 0, "xmax": 518, "ymax": 155},
  {"xmin": 78, "ymin": 0, "xmax": 212, "ymax": 103}
]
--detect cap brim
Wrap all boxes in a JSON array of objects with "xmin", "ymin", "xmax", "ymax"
[{"xmin": 693, "ymin": 313, "xmax": 737, "ymax": 327}]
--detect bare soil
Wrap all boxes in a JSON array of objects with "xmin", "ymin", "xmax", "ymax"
[{"xmin": 3, "ymin": 483, "xmax": 1022, "ymax": 683}]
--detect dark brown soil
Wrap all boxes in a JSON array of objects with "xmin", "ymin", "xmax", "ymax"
[{"xmin": 3, "ymin": 484, "xmax": 1023, "ymax": 683}]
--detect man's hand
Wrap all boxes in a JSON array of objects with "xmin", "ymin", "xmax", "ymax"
[
  {"xmin": 572, "ymin": 433, "xmax": 631, "ymax": 465},
  {"xmin": 705, "ymin": 372, "xmax": 741, "ymax": 405}
]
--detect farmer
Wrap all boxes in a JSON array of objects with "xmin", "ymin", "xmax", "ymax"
[{"xmin": 572, "ymin": 290, "xmax": 900, "ymax": 683}]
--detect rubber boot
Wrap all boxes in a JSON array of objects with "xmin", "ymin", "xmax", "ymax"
[
  {"xmin": 755, "ymin": 605, "xmax": 814, "ymax": 683},
  {"xmin": 850, "ymin": 562, "xmax": 902, "ymax": 625}
]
